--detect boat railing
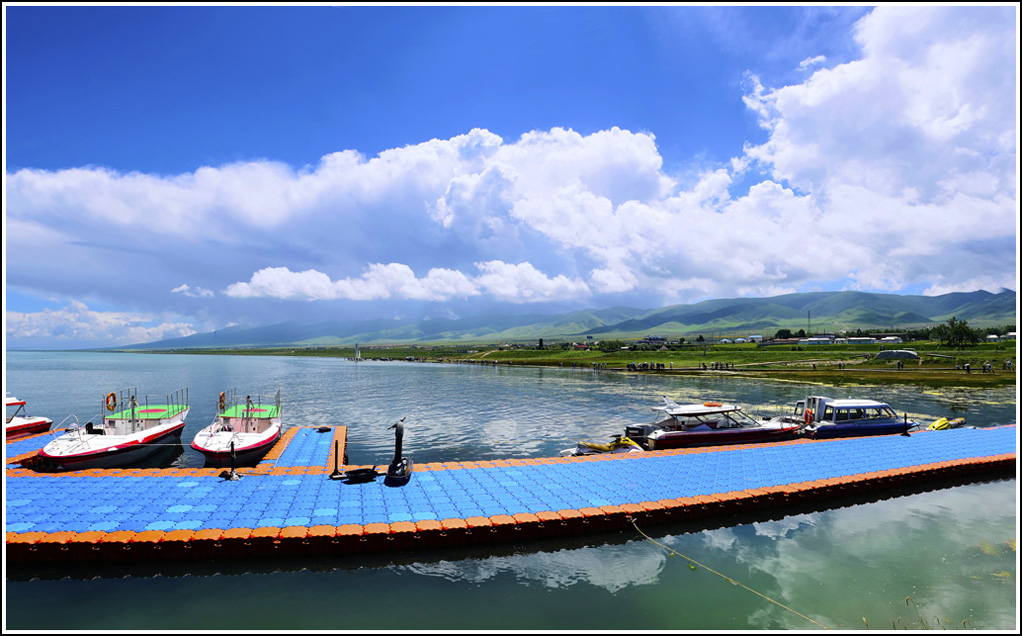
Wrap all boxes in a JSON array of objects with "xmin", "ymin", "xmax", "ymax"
[
  {"xmin": 6, "ymin": 401, "xmax": 27, "ymax": 423},
  {"xmin": 103, "ymin": 388, "xmax": 189, "ymax": 435},
  {"xmin": 154, "ymin": 387, "xmax": 189, "ymax": 417},
  {"xmin": 245, "ymin": 390, "xmax": 281, "ymax": 413},
  {"xmin": 103, "ymin": 388, "xmax": 133, "ymax": 420},
  {"xmin": 108, "ymin": 388, "xmax": 189, "ymax": 416},
  {"xmin": 49, "ymin": 414, "xmax": 82, "ymax": 440},
  {"xmin": 216, "ymin": 389, "xmax": 279, "ymax": 413},
  {"xmin": 213, "ymin": 389, "xmax": 281, "ymax": 435},
  {"xmin": 759, "ymin": 402, "xmax": 798, "ymax": 418},
  {"xmin": 217, "ymin": 388, "xmax": 239, "ymax": 414}
]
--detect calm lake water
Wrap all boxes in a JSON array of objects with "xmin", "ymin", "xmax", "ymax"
[{"xmin": 4, "ymin": 351, "xmax": 1018, "ymax": 630}]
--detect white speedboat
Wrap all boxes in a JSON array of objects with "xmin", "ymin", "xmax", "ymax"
[
  {"xmin": 38, "ymin": 389, "xmax": 189, "ymax": 470},
  {"xmin": 191, "ymin": 390, "xmax": 282, "ymax": 467},
  {"xmin": 623, "ymin": 397, "xmax": 802, "ymax": 450},
  {"xmin": 6, "ymin": 395, "xmax": 53, "ymax": 439}
]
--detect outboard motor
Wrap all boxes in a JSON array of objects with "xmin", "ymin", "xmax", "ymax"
[
  {"xmin": 624, "ymin": 423, "xmax": 661, "ymax": 450},
  {"xmin": 384, "ymin": 417, "xmax": 412, "ymax": 486}
]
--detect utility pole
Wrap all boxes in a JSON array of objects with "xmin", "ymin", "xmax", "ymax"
[{"xmin": 808, "ymin": 310, "xmax": 811, "ymax": 336}]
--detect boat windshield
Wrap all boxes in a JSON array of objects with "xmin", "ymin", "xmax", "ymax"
[
  {"xmin": 7, "ymin": 403, "xmax": 27, "ymax": 422},
  {"xmin": 717, "ymin": 410, "xmax": 764, "ymax": 428},
  {"xmin": 661, "ymin": 408, "xmax": 763, "ymax": 429}
]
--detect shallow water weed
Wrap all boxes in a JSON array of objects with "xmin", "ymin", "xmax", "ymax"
[{"xmin": 886, "ymin": 597, "xmax": 973, "ymax": 630}]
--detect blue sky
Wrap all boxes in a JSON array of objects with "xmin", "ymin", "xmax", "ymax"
[
  {"xmin": 5, "ymin": 6, "xmax": 869, "ymax": 175},
  {"xmin": 4, "ymin": 4, "xmax": 1018, "ymax": 349}
]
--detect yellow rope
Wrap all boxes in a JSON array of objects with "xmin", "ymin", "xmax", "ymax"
[{"xmin": 630, "ymin": 518, "xmax": 830, "ymax": 630}]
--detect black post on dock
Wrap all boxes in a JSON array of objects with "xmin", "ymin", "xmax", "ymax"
[
  {"xmin": 222, "ymin": 441, "xmax": 241, "ymax": 481},
  {"xmin": 329, "ymin": 440, "xmax": 343, "ymax": 480}
]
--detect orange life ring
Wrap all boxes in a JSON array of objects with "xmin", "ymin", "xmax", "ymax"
[
  {"xmin": 218, "ymin": 392, "xmax": 226, "ymax": 411},
  {"xmin": 804, "ymin": 409, "xmax": 814, "ymax": 425},
  {"xmin": 105, "ymin": 392, "xmax": 117, "ymax": 412},
  {"xmin": 704, "ymin": 401, "xmax": 723, "ymax": 407}
]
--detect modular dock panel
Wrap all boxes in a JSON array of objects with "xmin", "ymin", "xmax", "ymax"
[{"xmin": 6, "ymin": 425, "xmax": 1016, "ymax": 564}]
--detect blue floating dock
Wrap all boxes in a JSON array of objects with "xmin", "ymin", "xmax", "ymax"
[{"xmin": 6, "ymin": 425, "xmax": 1016, "ymax": 563}]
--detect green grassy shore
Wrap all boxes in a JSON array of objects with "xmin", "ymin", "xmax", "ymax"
[{"xmin": 141, "ymin": 341, "xmax": 1018, "ymax": 388}]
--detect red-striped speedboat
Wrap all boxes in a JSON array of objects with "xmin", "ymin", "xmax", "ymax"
[
  {"xmin": 191, "ymin": 389, "xmax": 283, "ymax": 467},
  {"xmin": 39, "ymin": 388, "xmax": 189, "ymax": 470},
  {"xmin": 6, "ymin": 395, "xmax": 53, "ymax": 439},
  {"xmin": 624, "ymin": 397, "xmax": 802, "ymax": 450}
]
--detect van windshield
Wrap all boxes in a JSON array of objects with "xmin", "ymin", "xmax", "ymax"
[{"xmin": 830, "ymin": 406, "xmax": 898, "ymax": 421}]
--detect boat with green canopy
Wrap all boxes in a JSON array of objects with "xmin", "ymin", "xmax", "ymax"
[
  {"xmin": 191, "ymin": 389, "xmax": 283, "ymax": 467},
  {"xmin": 39, "ymin": 388, "xmax": 189, "ymax": 470}
]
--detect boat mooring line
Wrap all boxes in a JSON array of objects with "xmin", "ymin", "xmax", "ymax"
[{"xmin": 629, "ymin": 518, "xmax": 830, "ymax": 630}]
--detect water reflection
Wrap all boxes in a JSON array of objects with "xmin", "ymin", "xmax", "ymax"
[
  {"xmin": 403, "ymin": 541, "xmax": 668, "ymax": 593},
  {"xmin": 740, "ymin": 478, "xmax": 1018, "ymax": 629}
]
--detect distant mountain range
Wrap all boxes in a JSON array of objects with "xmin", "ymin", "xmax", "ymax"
[{"xmin": 119, "ymin": 289, "xmax": 1017, "ymax": 350}]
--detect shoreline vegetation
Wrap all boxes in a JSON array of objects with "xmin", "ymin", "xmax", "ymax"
[{"xmin": 108, "ymin": 341, "xmax": 1018, "ymax": 388}]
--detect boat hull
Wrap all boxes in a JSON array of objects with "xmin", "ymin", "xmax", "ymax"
[
  {"xmin": 38, "ymin": 421, "xmax": 186, "ymax": 470},
  {"xmin": 805, "ymin": 421, "xmax": 911, "ymax": 440},
  {"xmin": 648, "ymin": 425, "xmax": 801, "ymax": 449},
  {"xmin": 6, "ymin": 416, "xmax": 54, "ymax": 439}
]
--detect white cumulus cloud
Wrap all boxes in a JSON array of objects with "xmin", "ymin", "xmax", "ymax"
[
  {"xmin": 5, "ymin": 300, "xmax": 197, "ymax": 347},
  {"xmin": 171, "ymin": 284, "xmax": 214, "ymax": 298},
  {"xmin": 223, "ymin": 261, "xmax": 590, "ymax": 304}
]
